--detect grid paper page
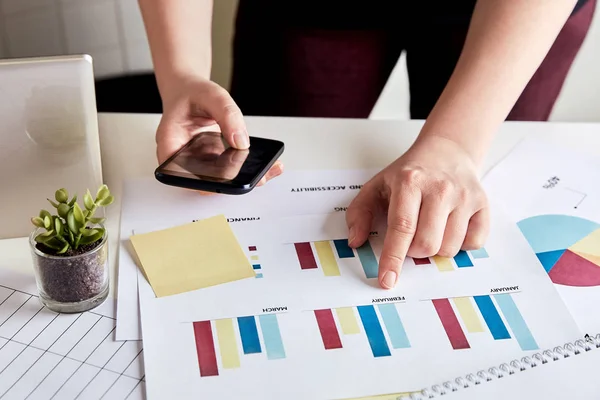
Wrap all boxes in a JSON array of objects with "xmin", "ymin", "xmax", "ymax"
[{"xmin": 0, "ymin": 278, "xmax": 145, "ymax": 400}]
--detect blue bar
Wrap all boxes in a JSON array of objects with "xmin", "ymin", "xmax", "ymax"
[
  {"xmin": 237, "ymin": 316, "xmax": 262, "ymax": 354},
  {"xmin": 470, "ymin": 248, "xmax": 489, "ymax": 259},
  {"xmin": 252, "ymin": 264, "xmax": 261, "ymax": 270},
  {"xmin": 473, "ymin": 295, "xmax": 511, "ymax": 340},
  {"xmin": 493, "ymin": 294, "xmax": 539, "ymax": 351},
  {"xmin": 356, "ymin": 241, "xmax": 379, "ymax": 279},
  {"xmin": 258, "ymin": 314, "xmax": 286, "ymax": 359},
  {"xmin": 357, "ymin": 305, "xmax": 391, "ymax": 357},
  {"xmin": 255, "ymin": 273, "xmax": 263, "ymax": 279},
  {"xmin": 454, "ymin": 251, "xmax": 473, "ymax": 268},
  {"xmin": 377, "ymin": 304, "xmax": 411, "ymax": 349},
  {"xmin": 333, "ymin": 239, "xmax": 355, "ymax": 258}
]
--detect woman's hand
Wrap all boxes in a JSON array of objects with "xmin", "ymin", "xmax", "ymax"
[
  {"xmin": 346, "ymin": 135, "xmax": 490, "ymax": 289},
  {"xmin": 155, "ymin": 76, "xmax": 284, "ymax": 189}
]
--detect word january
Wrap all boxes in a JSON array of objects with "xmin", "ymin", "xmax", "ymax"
[{"xmin": 490, "ymin": 286, "xmax": 520, "ymax": 293}]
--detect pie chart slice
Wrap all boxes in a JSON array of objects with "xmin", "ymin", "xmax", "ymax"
[{"xmin": 518, "ymin": 215, "xmax": 600, "ymax": 287}]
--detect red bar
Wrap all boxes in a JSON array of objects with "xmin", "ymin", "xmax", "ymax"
[
  {"xmin": 249, "ymin": 246, "xmax": 257, "ymax": 251},
  {"xmin": 413, "ymin": 258, "xmax": 431, "ymax": 265},
  {"xmin": 314, "ymin": 309, "xmax": 343, "ymax": 350},
  {"xmin": 432, "ymin": 299, "xmax": 470, "ymax": 350},
  {"xmin": 193, "ymin": 321, "xmax": 219, "ymax": 377},
  {"xmin": 295, "ymin": 242, "xmax": 318, "ymax": 269}
]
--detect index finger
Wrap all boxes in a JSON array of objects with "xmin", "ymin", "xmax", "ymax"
[{"xmin": 378, "ymin": 186, "xmax": 422, "ymax": 289}]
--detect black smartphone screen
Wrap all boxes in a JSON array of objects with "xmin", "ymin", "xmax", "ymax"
[{"xmin": 155, "ymin": 132, "xmax": 284, "ymax": 191}]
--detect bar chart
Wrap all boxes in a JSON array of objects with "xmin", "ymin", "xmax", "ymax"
[
  {"xmin": 294, "ymin": 239, "xmax": 379, "ymax": 279},
  {"xmin": 413, "ymin": 248, "xmax": 489, "ymax": 272},
  {"xmin": 192, "ymin": 313, "xmax": 286, "ymax": 377},
  {"xmin": 248, "ymin": 245, "xmax": 263, "ymax": 279},
  {"xmin": 312, "ymin": 302, "xmax": 411, "ymax": 358},
  {"xmin": 431, "ymin": 293, "xmax": 538, "ymax": 352}
]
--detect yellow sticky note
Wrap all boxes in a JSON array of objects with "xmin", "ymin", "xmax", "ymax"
[{"xmin": 129, "ymin": 214, "xmax": 255, "ymax": 297}]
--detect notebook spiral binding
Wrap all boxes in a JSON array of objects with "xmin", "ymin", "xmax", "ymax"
[{"xmin": 396, "ymin": 333, "xmax": 600, "ymax": 399}]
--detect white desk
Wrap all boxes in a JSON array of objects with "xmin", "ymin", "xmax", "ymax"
[
  {"xmin": 1, "ymin": 114, "xmax": 600, "ymax": 399},
  {"xmin": 3, "ymin": 113, "xmax": 600, "ymax": 310}
]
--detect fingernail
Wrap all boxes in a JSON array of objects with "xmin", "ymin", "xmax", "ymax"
[
  {"xmin": 382, "ymin": 271, "xmax": 397, "ymax": 289},
  {"xmin": 233, "ymin": 133, "xmax": 249, "ymax": 149},
  {"xmin": 348, "ymin": 227, "xmax": 356, "ymax": 245}
]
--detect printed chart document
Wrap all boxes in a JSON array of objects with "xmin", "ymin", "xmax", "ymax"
[
  {"xmin": 135, "ymin": 204, "xmax": 581, "ymax": 399},
  {"xmin": 116, "ymin": 169, "xmax": 378, "ymax": 340},
  {"xmin": 0, "ymin": 268, "xmax": 144, "ymax": 399},
  {"xmin": 483, "ymin": 138, "xmax": 600, "ymax": 334}
]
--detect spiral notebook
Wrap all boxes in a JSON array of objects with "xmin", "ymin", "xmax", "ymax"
[{"xmin": 398, "ymin": 333, "xmax": 600, "ymax": 399}]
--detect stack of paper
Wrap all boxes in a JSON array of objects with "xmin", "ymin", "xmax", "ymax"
[{"xmin": 111, "ymin": 140, "xmax": 600, "ymax": 399}]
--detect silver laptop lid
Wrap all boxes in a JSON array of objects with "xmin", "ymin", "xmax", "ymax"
[{"xmin": 0, "ymin": 54, "xmax": 104, "ymax": 239}]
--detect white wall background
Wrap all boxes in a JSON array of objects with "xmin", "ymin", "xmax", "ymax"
[{"xmin": 0, "ymin": 0, "xmax": 598, "ymax": 122}]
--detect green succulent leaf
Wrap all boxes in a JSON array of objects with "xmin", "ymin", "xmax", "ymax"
[
  {"xmin": 68, "ymin": 195, "xmax": 78, "ymax": 207},
  {"xmin": 96, "ymin": 195, "xmax": 114, "ymax": 207},
  {"xmin": 55, "ymin": 188, "xmax": 69, "ymax": 203},
  {"xmin": 55, "ymin": 233, "xmax": 68, "ymax": 243},
  {"xmin": 80, "ymin": 228, "xmax": 99, "ymax": 236},
  {"xmin": 74, "ymin": 234, "xmax": 82, "ymax": 249},
  {"xmin": 47, "ymin": 198, "xmax": 59, "ymax": 208},
  {"xmin": 89, "ymin": 217, "xmax": 105, "ymax": 224},
  {"xmin": 54, "ymin": 218, "xmax": 64, "ymax": 236},
  {"xmin": 84, "ymin": 189, "xmax": 95, "ymax": 211},
  {"xmin": 31, "ymin": 217, "xmax": 45, "ymax": 228},
  {"xmin": 56, "ymin": 242, "xmax": 70, "ymax": 254},
  {"xmin": 57, "ymin": 203, "xmax": 70, "ymax": 219},
  {"xmin": 44, "ymin": 237, "xmax": 64, "ymax": 250},
  {"xmin": 67, "ymin": 209, "xmax": 80, "ymax": 234},
  {"xmin": 35, "ymin": 230, "xmax": 55, "ymax": 243},
  {"xmin": 39, "ymin": 209, "xmax": 51, "ymax": 220},
  {"xmin": 79, "ymin": 228, "xmax": 104, "ymax": 245},
  {"xmin": 73, "ymin": 202, "xmax": 85, "ymax": 225},
  {"xmin": 96, "ymin": 185, "xmax": 110, "ymax": 202},
  {"xmin": 43, "ymin": 215, "xmax": 52, "ymax": 230}
]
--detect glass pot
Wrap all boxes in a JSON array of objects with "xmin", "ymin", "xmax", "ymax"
[{"xmin": 29, "ymin": 225, "xmax": 109, "ymax": 313}]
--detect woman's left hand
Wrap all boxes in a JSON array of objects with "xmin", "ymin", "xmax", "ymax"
[{"xmin": 345, "ymin": 135, "xmax": 490, "ymax": 289}]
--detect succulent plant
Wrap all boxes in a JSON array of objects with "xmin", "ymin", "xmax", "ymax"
[{"xmin": 31, "ymin": 184, "xmax": 114, "ymax": 254}]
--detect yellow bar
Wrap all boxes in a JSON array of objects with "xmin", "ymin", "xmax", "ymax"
[
  {"xmin": 215, "ymin": 318, "xmax": 241, "ymax": 369},
  {"xmin": 251, "ymin": 255, "xmax": 259, "ymax": 261},
  {"xmin": 432, "ymin": 256, "xmax": 454, "ymax": 272},
  {"xmin": 335, "ymin": 307, "xmax": 360, "ymax": 335},
  {"xmin": 452, "ymin": 297, "xmax": 484, "ymax": 333},
  {"xmin": 315, "ymin": 241, "xmax": 341, "ymax": 276}
]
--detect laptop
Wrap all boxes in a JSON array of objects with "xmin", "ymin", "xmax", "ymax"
[{"xmin": 0, "ymin": 55, "xmax": 104, "ymax": 239}]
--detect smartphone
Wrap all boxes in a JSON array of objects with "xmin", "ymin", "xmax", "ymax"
[{"xmin": 154, "ymin": 132, "xmax": 284, "ymax": 194}]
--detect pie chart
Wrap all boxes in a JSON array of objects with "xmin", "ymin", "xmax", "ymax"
[{"xmin": 517, "ymin": 215, "xmax": 600, "ymax": 287}]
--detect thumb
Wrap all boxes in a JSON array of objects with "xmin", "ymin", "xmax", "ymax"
[
  {"xmin": 203, "ymin": 85, "xmax": 249, "ymax": 150},
  {"xmin": 155, "ymin": 117, "xmax": 192, "ymax": 165},
  {"xmin": 346, "ymin": 184, "xmax": 378, "ymax": 249}
]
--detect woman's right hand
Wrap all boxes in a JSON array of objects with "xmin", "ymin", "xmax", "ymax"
[{"xmin": 155, "ymin": 76, "xmax": 284, "ymax": 188}]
